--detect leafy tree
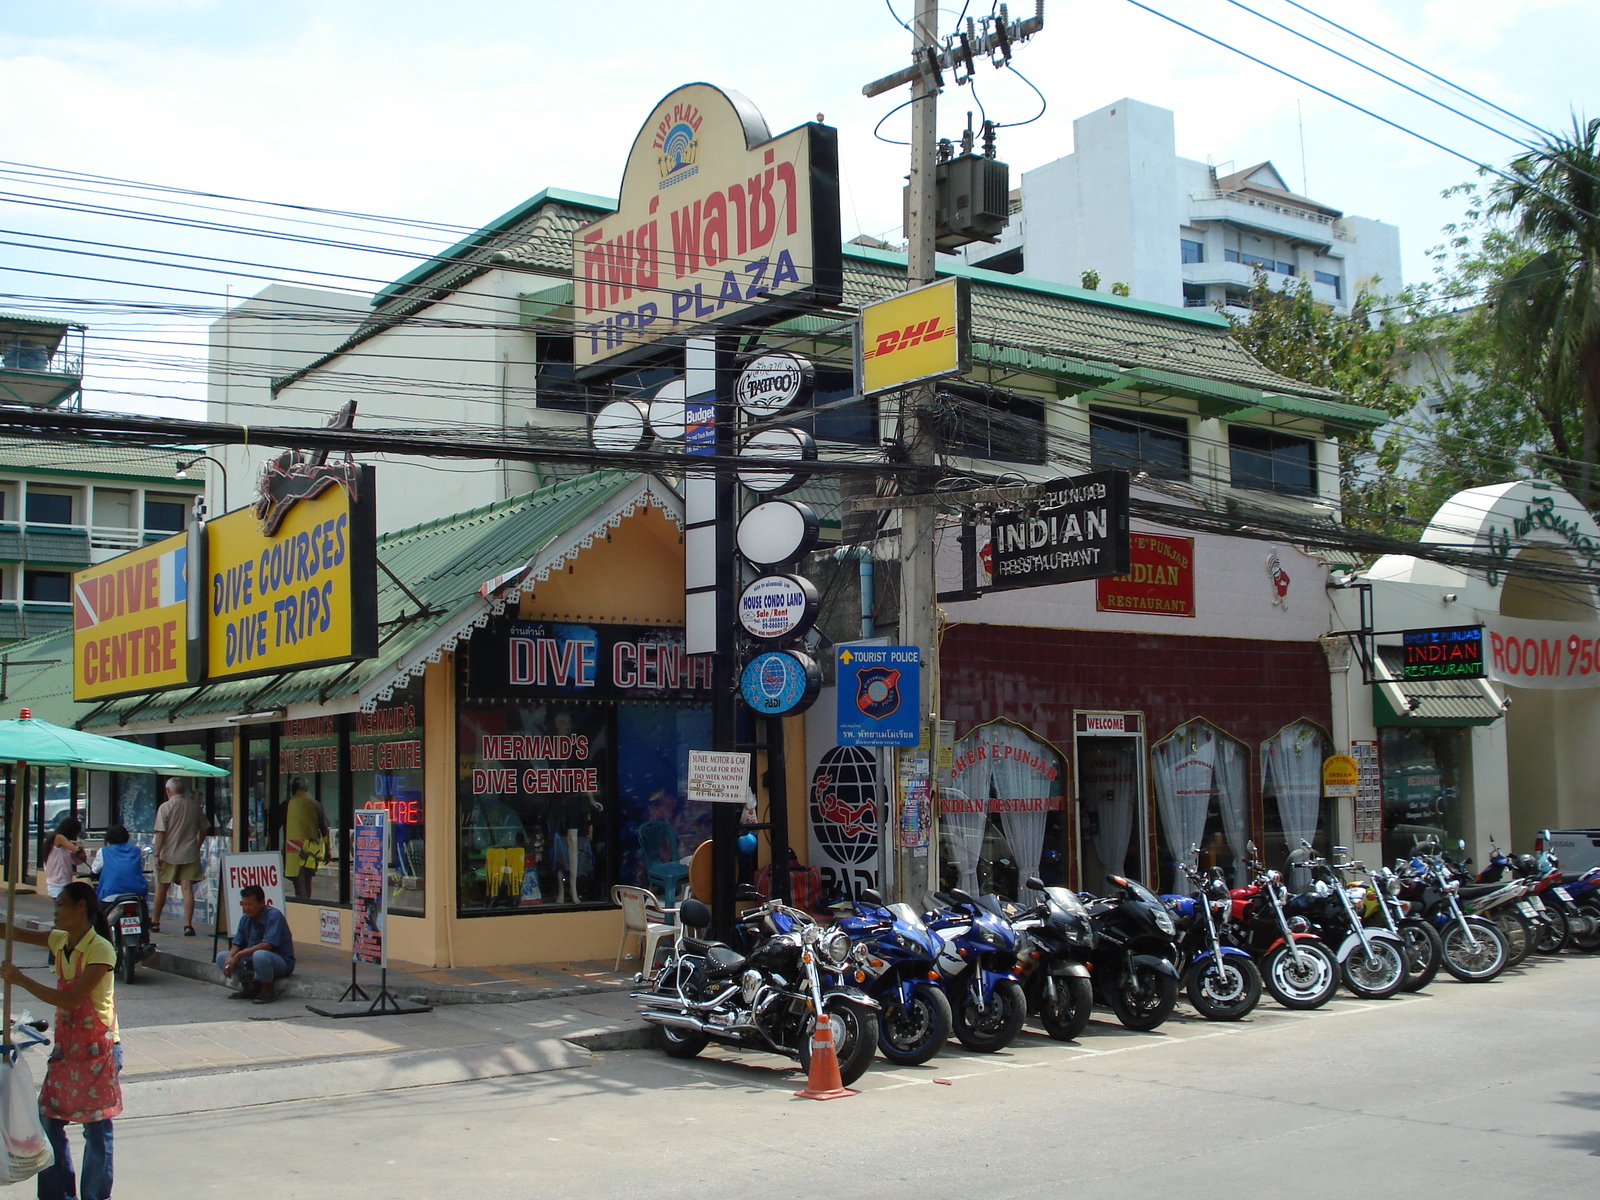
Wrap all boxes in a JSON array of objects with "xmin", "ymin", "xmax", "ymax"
[{"xmin": 1223, "ymin": 268, "xmax": 1420, "ymax": 535}]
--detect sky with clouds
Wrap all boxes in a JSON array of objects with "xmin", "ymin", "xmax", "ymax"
[{"xmin": 1, "ymin": 0, "xmax": 1596, "ymax": 416}]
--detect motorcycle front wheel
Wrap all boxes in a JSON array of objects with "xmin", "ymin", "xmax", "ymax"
[
  {"xmin": 1109, "ymin": 963, "xmax": 1179, "ymax": 1031},
  {"xmin": 1262, "ymin": 941, "xmax": 1338, "ymax": 1010},
  {"xmin": 1186, "ymin": 956, "xmax": 1262, "ymax": 1021},
  {"xmin": 1440, "ymin": 918, "xmax": 1509, "ymax": 981},
  {"xmin": 1038, "ymin": 973, "xmax": 1094, "ymax": 1041},
  {"xmin": 877, "ymin": 982, "xmax": 952, "ymax": 1066},
  {"xmin": 953, "ymin": 978, "xmax": 1026, "ymax": 1052},
  {"xmin": 1341, "ymin": 939, "xmax": 1407, "ymax": 999},
  {"xmin": 1570, "ymin": 902, "xmax": 1600, "ymax": 953},
  {"xmin": 1397, "ymin": 920, "xmax": 1442, "ymax": 991},
  {"xmin": 799, "ymin": 1002, "xmax": 880, "ymax": 1087}
]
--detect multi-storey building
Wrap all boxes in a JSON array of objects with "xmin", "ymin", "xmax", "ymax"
[{"xmin": 960, "ymin": 97, "xmax": 1403, "ymax": 313}]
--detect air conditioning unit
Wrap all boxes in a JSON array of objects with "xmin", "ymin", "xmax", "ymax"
[{"xmin": 905, "ymin": 154, "xmax": 1011, "ymax": 251}]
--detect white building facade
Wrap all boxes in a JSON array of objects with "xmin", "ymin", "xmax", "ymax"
[{"xmin": 961, "ymin": 98, "xmax": 1403, "ymax": 313}]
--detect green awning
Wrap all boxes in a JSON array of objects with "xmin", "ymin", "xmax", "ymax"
[{"xmin": 1373, "ymin": 650, "xmax": 1504, "ymax": 727}]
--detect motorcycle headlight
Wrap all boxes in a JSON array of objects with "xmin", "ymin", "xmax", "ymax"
[
  {"xmin": 1153, "ymin": 908, "xmax": 1176, "ymax": 936},
  {"xmin": 1445, "ymin": 879, "xmax": 1460, "ymax": 893},
  {"xmin": 818, "ymin": 928, "xmax": 852, "ymax": 968}
]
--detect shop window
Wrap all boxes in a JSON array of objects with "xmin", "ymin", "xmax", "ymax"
[
  {"xmin": 278, "ymin": 715, "xmax": 346, "ymax": 905},
  {"xmin": 942, "ymin": 719, "xmax": 1068, "ymax": 901},
  {"xmin": 1260, "ymin": 720, "xmax": 1332, "ymax": 880},
  {"xmin": 1229, "ymin": 426, "xmax": 1317, "ymax": 496},
  {"xmin": 938, "ymin": 385, "xmax": 1046, "ymax": 465},
  {"xmin": 617, "ymin": 705, "xmax": 714, "ymax": 905},
  {"xmin": 1150, "ymin": 720, "xmax": 1252, "ymax": 891},
  {"xmin": 1379, "ymin": 727, "xmax": 1465, "ymax": 867},
  {"xmin": 24, "ymin": 489, "xmax": 75, "ymax": 526},
  {"xmin": 351, "ymin": 682, "xmax": 426, "ymax": 915},
  {"xmin": 458, "ymin": 702, "xmax": 612, "ymax": 912},
  {"xmin": 23, "ymin": 570, "xmax": 71, "ymax": 604},
  {"xmin": 1089, "ymin": 406, "xmax": 1189, "ymax": 479},
  {"xmin": 244, "ymin": 732, "xmax": 273, "ymax": 853}
]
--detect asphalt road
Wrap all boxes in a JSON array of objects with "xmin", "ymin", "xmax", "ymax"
[{"xmin": 101, "ymin": 950, "xmax": 1600, "ymax": 1200}]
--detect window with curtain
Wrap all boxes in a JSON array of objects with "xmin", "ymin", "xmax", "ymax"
[
  {"xmin": 1150, "ymin": 720, "xmax": 1252, "ymax": 891},
  {"xmin": 1261, "ymin": 720, "xmax": 1332, "ymax": 884},
  {"xmin": 945, "ymin": 720, "xmax": 1067, "ymax": 900}
]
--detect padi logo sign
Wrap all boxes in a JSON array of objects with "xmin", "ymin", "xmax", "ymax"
[{"xmin": 653, "ymin": 101, "xmax": 701, "ymax": 186}]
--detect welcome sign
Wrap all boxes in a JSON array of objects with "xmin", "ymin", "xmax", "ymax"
[{"xmin": 572, "ymin": 83, "xmax": 842, "ymax": 370}]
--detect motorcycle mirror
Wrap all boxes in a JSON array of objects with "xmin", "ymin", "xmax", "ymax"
[
  {"xmin": 1025, "ymin": 876, "xmax": 1046, "ymax": 893},
  {"xmin": 857, "ymin": 887, "xmax": 886, "ymax": 907},
  {"xmin": 1457, "ymin": 839, "xmax": 1467, "ymax": 851},
  {"xmin": 1246, "ymin": 840, "xmax": 1258, "ymax": 858},
  {"xmin": 734, "ymin": 885, "xmax": 766, "ymax": 903},
  {"xmin": 947, "ymin": 888, "xmax": 979, "ymax": 908}
]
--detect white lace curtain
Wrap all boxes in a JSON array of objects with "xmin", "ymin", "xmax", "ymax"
[
  {"xmin": 1263, "ymin": 721, "xmax": 1329, "ymax": 888},
  {"xmin": 986, "ymin": 723, "xmax": 1058, "ymax": 892},
  {"xmin": 1151, "ymin": 724, "xmax": 1217, "ymax": 888},
  {"xmin": 1080, "ymin": 743, "xmax": 1136, "ymax": 883},
  {"xmin": 1213, "ymin": 736, "xmax": 1252, "ymax": 886},
  {"xmin": 946, "ymin": 733, "xmax": 991, "ymax": 898}
]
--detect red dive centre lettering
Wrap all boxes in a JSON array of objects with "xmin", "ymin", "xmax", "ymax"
[{"xmin": 81, "ymin": 620, "xmax": 179, "ymax": 687}]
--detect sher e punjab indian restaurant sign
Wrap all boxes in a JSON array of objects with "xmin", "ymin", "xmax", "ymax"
[
  {"xmin": 989, "ymin": 470, "xmax": 1130, "ymax": 590},
  {"xmin": 1401, "ymin": 625, "xmax": 1484, "ymax": 680},
  {"xmin": 572, "ymin": 83, "xmax": 842, "ymax": 370},
  {"xmin": 1096, "ymin": 532, "xmax": 1196, "ymax": 617}
]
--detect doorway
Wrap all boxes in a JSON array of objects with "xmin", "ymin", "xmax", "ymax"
[{"xmin": 1074, "ymin": 712, "xmax": 1147, "ymax": 891}]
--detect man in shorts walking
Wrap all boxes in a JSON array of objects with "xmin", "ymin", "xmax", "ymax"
[{"xmin": 152, "ymin": 777, "xmax": 211, "ymax": 936}]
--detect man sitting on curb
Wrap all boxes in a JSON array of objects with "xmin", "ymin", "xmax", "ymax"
[{"xmin": 215, "ymin": 885, "xmax": 296, "ymax": 1004}]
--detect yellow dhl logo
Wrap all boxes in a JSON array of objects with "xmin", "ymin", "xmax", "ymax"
[{"xmin": 861, "ymin": 317, "xmax": 957, "ymax": 360}]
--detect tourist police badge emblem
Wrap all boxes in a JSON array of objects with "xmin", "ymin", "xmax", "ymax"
[{"xmin": 854, "ymin": 666, "xmax": 902, "ymax": 721}]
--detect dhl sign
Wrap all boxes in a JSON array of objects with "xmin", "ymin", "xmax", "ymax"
[
  {"xmin": 73, "ymin": 531, "xmax": 198, "ymax": 700},
  {"xmin": 856, "ymin": 275, "xmax": 970, "ymax": 396}
]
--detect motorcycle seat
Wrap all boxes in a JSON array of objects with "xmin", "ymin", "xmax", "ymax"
[
  {"xmin": 1455, "ymin": 882, "xmax": 1512, "ymax": 900},
  {"xmin": 680, "ymin": 938, "xmax": 747, "ymax": 976}
]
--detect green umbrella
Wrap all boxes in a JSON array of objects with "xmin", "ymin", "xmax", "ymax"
[{"xmin": 1, "ymin": 708, "xmax": 227, "ymax": 1046}]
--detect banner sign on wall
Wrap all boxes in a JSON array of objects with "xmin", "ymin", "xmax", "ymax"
[
  {"xmin": 466, "ymin": 616, "xmax": 713, "ymax": 701},
  {"xmin": 1483, "ymin": 614, "xmax": 1600, "ymax": 689},
  {"xmin": 991, "ymin": 470, "xmax": 1130, "ymax": 591},
  {"xmin": 205, "ymin": 463, "xmax": 378, "ymax": 683},
  {"xmin": 72, "ymin": 531, "xmax": 197, "ymax": 701},
  {"xmin": 1402, "ymin": 625, "xmax": 1484, "ymax": 680},
  {"xmin": 352, "ymin": 809, "xmax": 389, "ymax": 967},
  {"xmin": 572, "ymin": 82, "xmax": 842, "ymax": 371},
  {"xmin": 1096, "ymin": 531, "xmax": 1195, "ymax": 617}
]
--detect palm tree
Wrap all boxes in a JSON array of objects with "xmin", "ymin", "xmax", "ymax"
[{"xmin": 1489, "ymin": 116, "xmax": 1600, "ymax": 504}]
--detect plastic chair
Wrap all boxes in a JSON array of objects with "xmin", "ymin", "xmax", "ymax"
[{"xmin": 612, "ymin": 884, "xmax": 674, "ymax": 974}]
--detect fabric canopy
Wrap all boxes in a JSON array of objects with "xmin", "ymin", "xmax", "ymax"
[{"xmin": 0, "ymin": 712, "xmax": 227, "ymax": 776}]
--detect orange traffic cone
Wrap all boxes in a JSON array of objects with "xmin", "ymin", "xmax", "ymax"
[{"xmin": 794, "ymin": 1011, "xmax": 855, "ymax": 1100}]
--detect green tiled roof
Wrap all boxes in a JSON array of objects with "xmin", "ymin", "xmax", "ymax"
[
  {"xmin": 2, "ymin": 470, "xmax": 671, "ymax": 731},
  {"xmin": 0, "ymin": 438, "xmax": 208, "ymax": 485},
  {"xmin": 1374, "ymin": 649, "xmax": 1503, "ymax": 727}
]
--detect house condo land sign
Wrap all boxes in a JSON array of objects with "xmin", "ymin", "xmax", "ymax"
[{"xmin": 573, "ymin": 83, "xmax": 842, "ymax": 370}]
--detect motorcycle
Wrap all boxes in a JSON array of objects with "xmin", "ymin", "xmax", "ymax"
[
  {"xmin": 838, "ymin": 888, "xmax": 954, "ymax": 1065},
  {"xmin": 1286, "ymin": 844, "xmax": 1409, "ymax": 1000},
  {"xmin": 102, "ymin": 891, "xmax": 156, "ymax": 984},
  {"xmin": 1397, "ymin": 845, "xmax": 1511, "ymax": 982},
  {"xmin": 633, "ymin": 892, "xmax": 881, "ymax": 1086},
  {"xmin": 1163, "ymin": 855, "xmax": 1261, "ymax": 1021},
  {"xmin": 1364, "ymin": 863, "xmax": 1442, "ymax": 991},
  {"xmin": 1477, "ymin": 835, "xmax": 1577, "ymax": 955},
  {"xmin": 1423, "ymin": 841, "xmax": 1533, "ymax": 967},
  {"xmin": 1083, "ymin": 874, "xmax": 1181, "ymax": 1031},
  {"xmin": 1010, "ymin": 876, "xmax": 1097, "ymax": 1041},
  {"xmin": 924, "ymin": 889, "xmax": 1028, "ymax": 1052},
  {"xmin": 1227, "ymin": 843, "xmax": 1340, "ymax": 1010}
]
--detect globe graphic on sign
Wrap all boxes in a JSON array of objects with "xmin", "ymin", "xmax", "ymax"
[{"xmin": 810, "ymin": 745, "xmax": 880, "ymax": 866}]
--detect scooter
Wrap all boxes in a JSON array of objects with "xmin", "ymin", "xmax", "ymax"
[
  {"xmin": 101, "ymin": 891, "xmax": 156, "ymax": 984},
  {"xmin": 838, "ymin": 888, "xmax": 954, "ymax": 1065}
]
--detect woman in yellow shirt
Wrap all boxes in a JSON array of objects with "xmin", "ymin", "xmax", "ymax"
[{"xmin": 0, "ymin": 880, "xmax": 122, "ymax": 1200}]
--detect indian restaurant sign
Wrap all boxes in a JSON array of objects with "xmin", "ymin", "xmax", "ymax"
[{"xmin": 1401, "ymin": 625, "xmax": 1484, "ymax": 681}]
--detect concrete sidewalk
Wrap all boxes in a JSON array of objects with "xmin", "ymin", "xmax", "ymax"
[{"xmin": 12, "ymin": 891, "xmax": 638, "ymax": 1005}]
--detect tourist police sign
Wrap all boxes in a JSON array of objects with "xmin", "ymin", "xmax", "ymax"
[
  {"xmin": 836, "ymin": 645, "xmax": 921, "ymax": 746},
  {"xmin": 1401, "ymin": 625, "xmax": 1485, "ymax": 680},
  {"xmin": 990, "ymin": 470, "xmax": 1131, "ymax": 590}
]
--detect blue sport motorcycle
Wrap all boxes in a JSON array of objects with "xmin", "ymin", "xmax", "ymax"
[
  {"xmin": 838, "ymin": 888, "xmax": 954, "ymax": 1065},
  {"xmin": 925, "ymin": 889, "xmax": 1027, "ymax": 1053}
]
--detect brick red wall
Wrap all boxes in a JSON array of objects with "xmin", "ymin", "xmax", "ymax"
[{"xmin": 941, "ymin": 624, "xmax": 1331, "ymax": 753}]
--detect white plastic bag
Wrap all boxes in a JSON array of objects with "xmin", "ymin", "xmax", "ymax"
[{"xmin": 0, "ymin": 1055, "xmax": 53, "ymax": 1185}]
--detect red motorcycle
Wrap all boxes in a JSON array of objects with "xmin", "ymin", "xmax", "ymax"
[{"xmin": 1224, "ymin": 842, "xmax": 1340, "ymax": 1010}]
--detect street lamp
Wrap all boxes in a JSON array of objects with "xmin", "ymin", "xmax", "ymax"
[{"xmin": 175, "ymin": 455, "xmax": 229, "ymax": 514}]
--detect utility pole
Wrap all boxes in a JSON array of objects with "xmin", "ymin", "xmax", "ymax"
[
  {"xmin": 897, "ymin": 0, "xmax": 941, "ymax": 906},
  {"xmin": 863, "ymin": 2, "xmax": 1046, "ymax": 903}
]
